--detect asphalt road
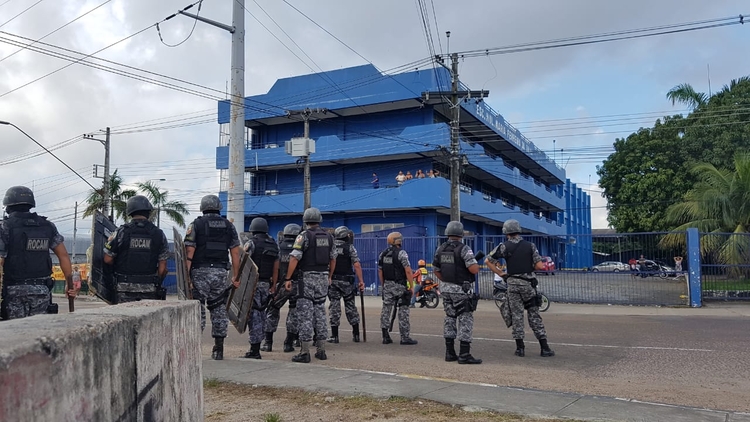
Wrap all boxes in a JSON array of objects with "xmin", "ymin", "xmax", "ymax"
[{"xmin": 55, "ymin": 295, "xmax": 750, "ymax": 412}]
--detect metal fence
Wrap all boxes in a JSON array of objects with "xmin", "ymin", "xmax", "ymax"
[{"xmin": 699, "ymin": 232, "xmax": 750, "ymax": 301}]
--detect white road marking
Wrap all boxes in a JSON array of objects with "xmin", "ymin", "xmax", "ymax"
[{"xmin": 410, "ymin": 333, "xmax": 715, "ymax": 352}]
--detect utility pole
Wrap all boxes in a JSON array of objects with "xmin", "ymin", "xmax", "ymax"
[
  {"xmin": 178, "ymin": 0, "xmax": 245, "ymax": 236},
  {"xmin": 422, "ymin": 54, "xmax": 488, "ymax": 222},
  {"xmin": 285, "ymin": 108, "xmax": 327, "ymax": 210},
  {"xmin": 72, "ymin": 201, "xmax": 77, "ymax": 262},
  {"xmin": 85, "ymin": 127, "xmax": 111, "ymax": 220}
]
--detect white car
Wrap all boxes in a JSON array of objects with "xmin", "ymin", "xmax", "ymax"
[{"xmin": 591, "ymin": 261, "xmax": 629, "ymax": 272}]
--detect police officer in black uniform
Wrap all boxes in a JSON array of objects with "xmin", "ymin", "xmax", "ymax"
[
  {"xmin": 244, "ymin": 217, "xmax": 279, "ymax": 359},
  {"xmin": 0, "ymin": 186, "xmax": 76, "ymax": 320},
  {"xmin": 433, "ymin": 221, "xmax": 482, "ymax": 364},
  {"xmin": 265, "ymin": 223, "xmax": 302, "ymax": 353},
  {"xmin": 104, "ymin": 195, "xmax": 169, "ymax": 302}
]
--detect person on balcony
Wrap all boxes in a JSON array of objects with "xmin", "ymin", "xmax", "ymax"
[
  {"xmin": 405, "ymin": 171, "xmax": 414, "ymax": 180},
  {"xmin": 416, "ymin": 170, "xmax": 426, "ymax": 178},
  {"xmin": 371, "ymin": 173, "xmax": 379, "ymax": 189},
  {"xmin": 396, "ymin": 171, "xmax": 406, "ymax": 185}
]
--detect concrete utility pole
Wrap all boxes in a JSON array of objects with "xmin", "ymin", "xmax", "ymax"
[
  {"xmin": 285, "ymin": 108, "xmax": 327, "ymax": 210},
  {"xmin": 85, "ymin": 127, "xmax": 111, "ymax": 219},
  {"xmin": 72, "ymin": 201, "xmax": 77, "ymax": 262},
  {"xmin": 422, "ymin": 54, "xmax": 488, "ymax": 222},
  {"xmin": 179, "ymin": 0, "xmax": 245, "ymax": 236}
]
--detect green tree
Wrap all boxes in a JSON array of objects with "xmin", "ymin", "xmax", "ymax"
[
  {"xmin": 597, "ymin": 76, "xmax": 750, "ymax": 232},
  {"xmin": 660, "ymin": 154, "xmax": 750, "ymax": 276},
  {"xmin": 82, "ymin": 169, "xmax": 136, "ymax": 223},
  {"xmin": 136, "ymin": 180, "xmax": 190, "ymax": 228}
]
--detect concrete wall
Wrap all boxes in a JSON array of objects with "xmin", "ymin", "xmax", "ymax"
[{"xmin": 0, "ymin": 301, "xmax": 203, "ymax": 422}]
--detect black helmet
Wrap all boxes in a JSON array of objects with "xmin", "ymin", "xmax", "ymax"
[
  {"xmin": 200, "ymin": 194, "xmax": 222, "ymax": 212},
  {"xmin": 283, "ymin": 223, "xmax": 301, "ymax": 238},
  {"xmin": 334, "ymin": 226, "xmax": 350, "ymax": 240},
  {"xmin": 445, "ymin": 221, "xmax": 464, "ymax": 237},
  {"xmin": 3, "ymin": 186, "xmax": 35, "ymax": 208},
  {"xmin": 303, "ymin": 207, "xmax": 322, "ymax": 223},
  {"xmin": 126, "ymin": 195, "xmax": 153, "ymax": 216},
  {"xmin": 249, "ymin": 217, "xmax": 269, "ymax": 233}
]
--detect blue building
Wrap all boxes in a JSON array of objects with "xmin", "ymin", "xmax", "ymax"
[{"xmin": 215, "ymin": 64, "xmax": 592, "ymax": 269}]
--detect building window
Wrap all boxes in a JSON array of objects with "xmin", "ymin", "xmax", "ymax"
[{"xmin": 361, "ymin": 223, "xmax": 405, "ymax": 233}]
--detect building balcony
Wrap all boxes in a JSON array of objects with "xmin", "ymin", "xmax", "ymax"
[
  {"xmin": 216, "ymin": 123, "xmax": 450, "ymax": 171},
  {"xmin": 219, "ymin": 177, "xmax": 564, "ymax": 235}
]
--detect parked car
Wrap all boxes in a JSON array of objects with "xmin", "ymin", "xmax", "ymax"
[
  {"xmin": 539, "ymin": 256, "xmax": 555, "ymax": 275},
  {"xmin": 637, "ymin": 260, "xmax": 676, "ymax": 278},
  {"xmin": 591, "ymin": 261, "xmax": 629, "ymax": 272}
]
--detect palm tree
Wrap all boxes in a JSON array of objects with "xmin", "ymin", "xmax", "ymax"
[
  {"xmin": 666, "ymin": 83, "xmax": 708, "ymax": 110},
  {"xmin": 82, "ymin": 169, "xmax": 136, "ymax": 223},
  {"xmin": 660, "ymin": 153, "xmax": 750, "ymax": 277},
  {"xmin": 136, "ymin": 180, "xmax": 190, "ymax": 228}
]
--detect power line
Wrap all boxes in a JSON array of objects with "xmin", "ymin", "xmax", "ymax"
[
  {"xmin": 156, "ymin": 0, "xmax": 202, "ymax": 47},
  {"xmin": 0, "ymin": 0, "xmax": 113, "ymax": 64},
  {"xmin": 0, "ymin": 0, "xmax": 44, "ymax": 29}
]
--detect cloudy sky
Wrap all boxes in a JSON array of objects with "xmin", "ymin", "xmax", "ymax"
[{"xmin": 1, "ymin": 0, "xmax": 748, "ymax": 241}]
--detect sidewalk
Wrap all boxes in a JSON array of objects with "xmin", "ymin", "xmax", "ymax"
[{"xmin": 202, "ymin": 358, "xmax": 750, "ymax": 422}]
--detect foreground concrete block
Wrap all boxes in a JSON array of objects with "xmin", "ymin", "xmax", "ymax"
[{"xmin": 0, "ymin": 301, "xmax": 203, "ymax": 422}]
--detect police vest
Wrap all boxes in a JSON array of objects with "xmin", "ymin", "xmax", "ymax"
[
  {"xmin": 379, "ymin": 246, "xmax": 406, "ymax": 284},
  {"xmin": 333, "ymin": 240, "xmax": 354, "ymax": 277},
  {"xmin": 278, "ymin": 238, "xmax": 299, "ymax": 281},
  {"xmin": 435, "ymin": 240, "xmax": 474, "ymax": 284},
  {"xmin": 3, "ymin": 212, "xmax": 54, "ymax": 282},
  {"xmin": 251, "ymin": 233, "xmax": 279, "ymax": 280},
  {"xmin": 503, "ymin": 240, "xmax": 534, "ymax": 275},
  {"xmin": 299, "ymin": 227, "xmax": 333, "ymax": 272},
  {"xmin": 114, "ymin": 220, "xmax": 164, "ymax": 276},
  {"xmin": 191, "ymin": 214, "xmax": 232, "ymax": 266}
]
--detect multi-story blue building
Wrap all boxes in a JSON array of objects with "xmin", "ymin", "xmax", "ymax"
[{"xmin": 215, "ymin": 64, "xmax": 592, "ymax": 269}]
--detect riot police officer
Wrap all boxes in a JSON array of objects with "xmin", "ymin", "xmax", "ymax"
[
  {"xmin": 487, "ymin": 219, "xmax": 554, "ymax": 358},
  {"xmin": 327, "ymin": 226, "xmax": 365, "ymax": 344},
  {"xmin": 432, "ymin": 221, "xmax": 482, "ymax": 364},
  {"xmin": 378, "ymin": 232, "xmax": 418, "ymax": 345},
  {"xmin": 264, "ymin": 223, "xmax": 301, "ymax": 353},
  {"xmin": 0, "ymin": 186, "xmax": 76, "ymax": 320},
  {"xmin": 184, "ymin": 194, "xmax": 242, "ymax": 361},
  {"xmin": 243, "ymin": 217, "xmax": 279, "ymax": 359},
  {"xmin": 283, "ymin": 207, "xmax": 336, "ymax": 363},
  {"xmin": 103, "ymin": 195, "xmax": 169, "ymax": 302}
]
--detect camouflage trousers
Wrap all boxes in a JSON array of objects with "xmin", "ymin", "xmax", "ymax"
[
  {"xmin": 0, "ymin": 284, "xmax": 51, "ymax": 320},
  {"xmin": 248, "ymin": 281, "xmax": 270, "ymax": 344},
  {"xmin": 440, "ymin": 282, "xmax": 474, "ymax": 343},
  {"xmin": 265, "ymin": 281, "xmax": 299, "ymax": 334},
  {"xmin": 296, "ymin": 272, "xmax": 329, "ymax": 343},
  {"xmin": 379, "ymin": 280, "xmax": 411, "ymax": 340},
  {"xmin": 508, "ymin": 281, "xmax": 547, "ymax": 340},
  {"xmin": 328, "ymin": 278, "xmax": 360, "ymax": 327},
  {"xmin": 191, "ymin": 268, "xmax": 230, "ymax": 338}
]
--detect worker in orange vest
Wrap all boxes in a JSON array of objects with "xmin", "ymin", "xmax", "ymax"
[{"xmin": 410, "ymin": 259, "xmax": 429, "ymax": 308}]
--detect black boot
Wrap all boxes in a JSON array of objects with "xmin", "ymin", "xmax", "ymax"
[
  {"xmin": 445, "ymin": 338, "xmax": 458, "ymax": 362},
  {"xmin": 327, "ymin": 325, "xmax": 339, "ymax": 343},
  {"xmin": 382, "ymin": 328, "xmax": 393, "ymax": 344},
  {"xmin": 292, "ymin": 341, "xmax": 311, "ymax": 363},
  {"xmin": 539, "ymin": 338, "xmax": 555, "ymax": 357},
  {"xmin": 458, "ymin": 341, "xmax": 482, "ymax": 364},
  {"xmin": 514, "ymin": 339, "xmax": 525, "ymax": 357},
  {"xmin": 400, "ymin": 337, "xmax": 418, "ymax": 345},
  {"xmin": 261, "ymin": 332, "xmax": 273, "ymax": 352},
  {"xmin": 211, "ymin": 337, "xmax": 224, "ymax": 361},
  {"xmin": 244, "ymin": 342, "xmax": 262, "ymax": 359},
  {"xmin": 293, "ymin": 333, "xmax": 301, "ymax": 348},
  {"xmin": 352, "ymin": 324, "xmax": 360, "ymax": 343},
  {"xmin": 283, "ymin": 332, "xmax": 295, "ymax": 353},
  {"xmin": 315, "ymin": 340, "xmax": 327, "ymax": 360}
]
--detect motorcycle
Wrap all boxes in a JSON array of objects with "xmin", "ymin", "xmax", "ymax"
[{"xmin": 414, "ymin": 277, "xmax": 440, "ymax": 308}]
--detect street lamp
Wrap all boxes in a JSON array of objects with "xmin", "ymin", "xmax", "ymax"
[{"xmin": 0, "ymin": 121, "xmax": 96, "ymax": 190}]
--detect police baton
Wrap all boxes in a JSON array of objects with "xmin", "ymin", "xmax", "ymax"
[{"xmin": 359, "ymin": 288, "xmax": 367, "ymax": 342}]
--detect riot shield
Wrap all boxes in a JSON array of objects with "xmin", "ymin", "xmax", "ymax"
[
  {"xmin": 172, "ymin": 227, "xmax": 192, "ymax": 300},
  {"xmin": 226, "ymin": 249, "xmax": 259, "ymax": 334},
  {"xmin": 89, "ymin": 211, "xmax": 118, "ymax": 304}
]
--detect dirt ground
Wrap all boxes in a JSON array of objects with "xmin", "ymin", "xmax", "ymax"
[{"xmin": 203, "ymin": 381, "xmax": 582, "ymax": 422}]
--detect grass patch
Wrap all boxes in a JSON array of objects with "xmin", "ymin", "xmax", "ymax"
[
  {"xmin": 203, "ymin": 378, "xmax": 222, "ymax": 388},
  {"xmin": 702, "ymin": 280, "xmax": 750, "ymax": 291},
  {"xmin": 203, "ymin": 381, "xmax": 583, "ymax": 422}
]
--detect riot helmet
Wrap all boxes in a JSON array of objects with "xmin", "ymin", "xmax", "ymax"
[
  {"xmin": 387, "ymin": 232, "xmax": 402, "ymax": 246},
  {"xmin": 126, "ymin": 195, "xmax": 153, "ymax": 217},
  {"xmin": 334, "ymin": 226, "xmax": 350, "ymax": 240},
  {"xmin": 302, "ymin": 207, "xmax": 322, "ymax": 224},
  {"xmin": 502, "ymin": 219, "xmax": 522, "ymax": 235},
  {"xmin": 283, "ymin": 223, "xmax": 301, "ymax": 238},
  {"xmin": 200, "ymin": 194, "xmax": 222, "ymax": 213},
  {"xmin": 445, "ymin": 221, "xmax": 464, "ymax": 237},
  {"xmin": 249, "ymin": 217, "xmax": 269, "ymax": 233},
  {"xmin": 3, "ymin": 186, "xmax": 35, "ymax": 208}
]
